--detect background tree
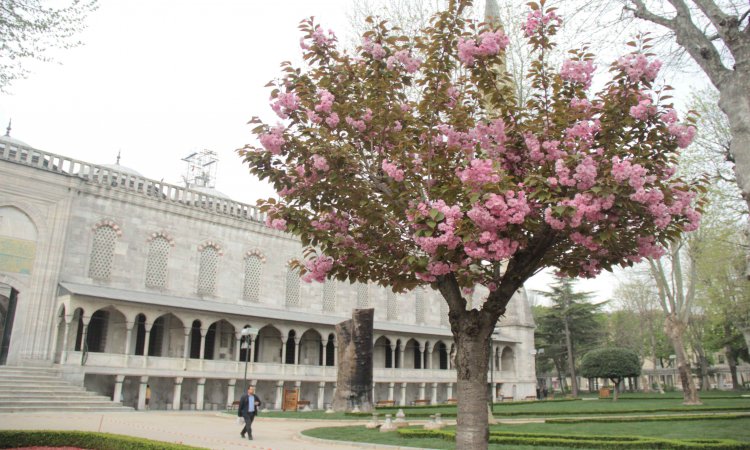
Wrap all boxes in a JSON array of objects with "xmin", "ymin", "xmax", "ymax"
[
  {"xmin": 535, "ymin": 277, "xmax": 606, "ymax": 396},
  {"xmin": 240, "ymin": 0, "xmax": 705, "ymax": 447},
  {"xmin": 580, "ymin": 347, "xmax": 641, "ymax": 400},
  {"xmin": 0, "ymin": 0, "xmax": 97, "ymax": 91},
  {"xmin": 614, "ymin": 276, "xmax": 669, "ymax": 393}
]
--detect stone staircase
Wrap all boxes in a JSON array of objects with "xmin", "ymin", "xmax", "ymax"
[{"xmin": 0, "ymin": 366, "xmax": 133, "ymax": 412}]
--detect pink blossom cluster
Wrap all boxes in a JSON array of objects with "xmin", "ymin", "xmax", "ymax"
[
  {"xmin": 362, "ymin": 36, "xmax": 387, "ymax": 60},
  {"xmin": 464, "ymin": 235, "xmax": 520, "ymax": 261},
  {"xmin": 629, "ymin": 97, "xmax": 656, "ymax": 121},
  {"xmin": 346, "ymin": 116, "xmax": 367, "ymax": 132},
  {"xmin": 386, "ymin": 49, "xmax": 422, "ymax": 73},
  {"xmin": 545, "ymin": 193, "xmax": 615, "ymax": 230},
  {"xmin": 410, "ymin": 200, "xmax": 463, "ymax": 256},
  {"xmin": 456, "ymin": 158, "xmax": 500, "ymax": 189},
  {"xmin": 579, "ymin": 258, "xmax": 601, "ymax": 277},
  {"xmin": 570, "ymin": 232, "xmax": 600, "ymax": 252},
  {"xmin": 660, "ymin": 108, "xmax": 695, "ymax": 148},
  {"xmin": 311, "ymin": 210, "xmax": 350, "ymax": 234},
  {"xmin": 570, "ymin": 98, "xmax": 592, "ymax": 112},
  {"xmin": 315, "ymin": 90, "xmax": 335, "ymax": 114},
  {"xmin": 560, "ymin": 59, "xmax": 596, "ymax": 90},
  {"xmin": 271, "ymin": 92, "xmax": 300, "ymax": 119},
  {"xmin": 617, "ymin": 54, "xmax": 662, "ymax": 83},
  {"xmin": 311, "ymin": 154, "xmax": 329, "ymax": 172},
  {"xmin": 565, "ymin": 119, "xmax": 601, "ymax": 148},
  {"xmin": 611, "ymin": 157, "xmax": 648, "ymax": 190},
  {"xmin": 627, "ymin": 236, "xmax": 666, "ymax": 262},
  {"xmin": 457, "ymin": 30, "xmax": 509, "ymax": 66},
  {"xmin": 523, "ymin": 9, "xmax": 562, "ymax": 37},
  {"xmin": 573, "ymin": 156, "xmax": 598, "ymax": 190},
  {"xmin": 312, "ymin": 26, "xmax": 336, "ymax": 48},
  {"xmin": 466, "ymin": 190, "xmax": 531, "ymax": 233},
  {"xmin": 302, "ymin": 255, "xmax": 334, "ymax": 283},
  {"xmin": 259, "ymin": 125, "xmax": 285, "ymax": 155},
  {"xmin": 264, "ymin": 206, "xmax": 287, "ymax": 231},
  {"xmin": 381, "ymin": 159, "xmax": 404, "ymax": 182}
]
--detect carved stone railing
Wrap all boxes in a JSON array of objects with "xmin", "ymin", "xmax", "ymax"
[{"xmin": 0, "ymin": 141, "xmax": 266, "ymax": 224}]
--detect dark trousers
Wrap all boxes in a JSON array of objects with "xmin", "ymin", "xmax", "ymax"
[{"xmin": 241, "ymin": 412, "xmax": 256, "ymax": 437}]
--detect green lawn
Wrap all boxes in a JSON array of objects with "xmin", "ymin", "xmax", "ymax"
[{"xmin": 302, "ymin": 417, "xmax": 750, "ymax": 449}]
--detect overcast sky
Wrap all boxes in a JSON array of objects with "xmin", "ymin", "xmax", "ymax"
[{"xmin": 2, "ymin": 0, "xmax": 707, "ymax": 304}]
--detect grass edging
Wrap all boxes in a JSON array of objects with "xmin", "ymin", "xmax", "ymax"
[
  {"xmin": 0, "ymin": 430, "xmax": 206, "ymax": 449},
  {"xmin": 546, "ymin": 413, "xmax": 750, "ymax": 423},
  {"xmin": 398, "ymin": 428, "xmax": 749, "ymax": 449}
]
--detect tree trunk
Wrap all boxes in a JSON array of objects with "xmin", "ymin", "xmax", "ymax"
[
  {"xmin": 718, "ymin": 77, "xmax": 750, "ymax": 280},
  {"xmin": 611, "ymin": 378, "xmax": 619, "ymax": 401},
  {"xmin": 693, "ymin": 342, "xmax": 711, "ymax": 391},
  {"xmin": 454, "ymin": 327, "xmax": 491, "ymax": 450},
  {"xmin": 650, "ymin": 329, "xmax": 665, "ymax": 394},
  {"xmin": 664, "ymin": 315, "xmax": 701, "ymax": 405},
  {"xmin": 562, "ymin": 316, "xmax": 578, "ymax": 397},
  {"xmin": 725, "ymin": 344, "xmax": 740, "ymax": 390}
]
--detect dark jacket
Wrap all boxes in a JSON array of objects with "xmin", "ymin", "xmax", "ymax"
[{"xmin": 237, "ymin": 393, "xmax": 262, "ymax": 417}]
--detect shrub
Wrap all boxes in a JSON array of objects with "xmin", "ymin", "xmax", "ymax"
[{"xmin": 0, "ymin": 430, "xmax": 205, "ymax": 449}]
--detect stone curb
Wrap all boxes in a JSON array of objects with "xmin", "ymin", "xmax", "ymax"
[{"xmin": 297, "ymin": 431, "xmax": 441, "ymax": 450}]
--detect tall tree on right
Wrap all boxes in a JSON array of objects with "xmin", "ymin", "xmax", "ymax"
[
  {"xmin": 535, "ymin": 277, "xmax": 605, "ymax": 397},
  {"xmin": 620, "ymin": 1, "xmax": 750, "ymax": 278}
]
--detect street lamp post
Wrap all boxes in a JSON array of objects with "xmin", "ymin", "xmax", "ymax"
[
  {"xmin": 488, "ymin": 327, "xmax": 501, "ymax": 411},
  {"xmin": 241, "ymin": 327, "xmax": 259, "ymax": 389}
]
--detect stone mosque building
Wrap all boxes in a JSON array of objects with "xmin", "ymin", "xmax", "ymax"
[{"xmin": 0, "ymin": 130, "xmax": 537, "ymax": 411}]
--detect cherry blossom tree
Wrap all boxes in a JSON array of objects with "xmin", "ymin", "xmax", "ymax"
[{"xmin": 240, "ymin": 0, "xmax": 704, "ymax": 447}]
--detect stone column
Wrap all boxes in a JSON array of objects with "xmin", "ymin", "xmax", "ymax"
[
  {"xmin": 388, "ymin": 382, "xmax": 395, "ymax": 402},
  {"xmin": 142, "ymin": 322, "xmax": 152, "ymax": 367},
  {"xmin": 49, "ymin": 315, "xmax": 63, "ymax": 361},
  {"xmin": 227, "ymin": 379, "xmax": 236, "ymax": 407},
  {"xmin": 491, "ymin": 382, "xmax": 498, "ymax": 403},
  {"xmin": 418, "ymin": 344, "xmax": 425, "ymax": 369},
  {"xmin": 431, "ymin": 382, "xmax": 438, "ymax": 405},
  {"xmin": 196, "ymin": 378, "xmax": 206, "ymax": 410},
  {"xmin": 294, "ymin": 337, "xmax": 301, "ymax": 365},
  {"xmin": 322, "ymin": 342, "xmax": 328, "ymax": 367},
  {"xmin": 390, "ymin": 343, "xmax": 397, "ymax": 369},
  {"xmin": 281, "ymin": 337, "xmax": 288, "ymax": 365},
  {"xmin": 274, "ymin": 380, "xmax": 284, "ymax": 410},
  {"xmin": 234, "ymin": 332, "xmax": 242, "ymax": 362},
  {"xmin": 60, "ymin": 316, "xmax": 73, "ymax": 364},
  {"xmin": 113, "ymin": 375, "xmax": 125, "ymax": 403},
  {"xmin": 137, "ymin": 376, "xmax": 149, "ymax": 410},
  {"xmin": 199, "ymin": 328, "xmax": 207, "ymax": 370},
  {"xmin": 398, "ymin": 343, "xmax": 404, "ymax": 370},
  {"xmin": 79, "ymin": 315, "xmax": 91, "ymax": 354},
  {"xmin": 419, "ymin": 382, "xmax": 426, "ymax": 401},
  {"xmin": 399, "ymin": 382, "xmax": 407, "ymax": 406},
  {"xmin": 173, "ymin": 377, "xmax": 183, "ymax": 411},
  {"xmin": 182, "ymin": 328, "xmax": 190, "ymax": 370},
  {"xmin": 249, "ymin": 335, "xmax": 256, "ymax": 365},
  {"xmin": 446, "ymin": 382, "xmax": 454, "ymax": 401},
  {"xmin": 317, "ymin": 381, "xmax": 326, "ymax": 410},
  {"xmin": 123, "ymin": 321, "xmax": 134, "ymax": 365},
  {"xmin": 427, "ymin": 346, "xmax": 434, "ymax": 370}
]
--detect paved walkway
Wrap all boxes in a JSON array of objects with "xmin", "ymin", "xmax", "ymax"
[{"xmin": 0, "ymin": 411, "xmax": 379, "ymax": 450}]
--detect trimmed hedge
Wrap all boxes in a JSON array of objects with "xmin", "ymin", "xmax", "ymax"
[
  {"xmin": 0, "ymin": 430, "xmax": 206, "ymax": 449},
  {"xmin": 398, "ymin": 428, "xmax": 749, "ymax": 449},
  {"xmin": 547, "ymin": 413, "xmax": 750, "ymax": 424}
]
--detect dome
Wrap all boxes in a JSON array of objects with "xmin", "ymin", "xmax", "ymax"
[
  {"xmin": 188, "ymin": 185, "xmax": 232, "ymax": 200},
  {"xmin": 98, "ymin": 163, "xmax": 143, "ymax": 177}
]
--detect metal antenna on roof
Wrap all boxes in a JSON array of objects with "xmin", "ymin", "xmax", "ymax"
[
  {"xmin": 5, "ymin": 119, "xmax": 11, "ymax": 137},
  {"xmin": 116, "ymin": 150, "xmax": 121, "ymax": 165}
]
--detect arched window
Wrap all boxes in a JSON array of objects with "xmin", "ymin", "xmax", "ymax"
[
  {"xmin": 356, "ymin": 283, "xmax": 369, "ymax": 308},
  {"xmin": 440, "ymin": 295, "xmax": 449, "ymax": 326},
  {"xmin": 286, "ymin": 263, "xmax": 300, "ymax": 307},
  {"xmin": 198, "ymin": 242, "xmax": 221, "ymax": 296},
  {"xmin": 145, "ymin": 233, "xmax": 172, "ymax": 288},
  {"xmin": 322, "ymin": 279, "xmax": 336, "ymax": 312},
  {"xmin": 88, "ymin": 222, "xmax": 120, "ymax": 280},
  {"xmin": 415, "ymin": 288, "xmax": 426, "ymax": 324},
  {"xmin": 243, "ymin": 252, "xmax": 264, "ymax": 302},
  {"xmin": 386, "ymin": 290, "xmax": 399, "ymax": 321}
]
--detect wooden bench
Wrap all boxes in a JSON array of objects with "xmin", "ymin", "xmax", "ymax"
[
  {"xmin": 445, "ymin": 398, "xmax": 457, "ymax": 405},
  {"xmin": 296, "ymin": 400, "xmax": 311, "ymax": 410},
  {"xmin": 501, "ymin": 396, "xmax": 514, "ymax": 402},
  {"xmin": 524, "ymin": 395, "xmax": 537, "ymax": 401},
  {"xmin": 228, "ymin": 400, "xmax": 240, "ymax": 410},
  {"xmin": 375, "ymin": 400, "xmax": 395, "ymax": 408},
  {"xmin": 413, "ymin": 399, "xmax": 430, "ymax": 406}
]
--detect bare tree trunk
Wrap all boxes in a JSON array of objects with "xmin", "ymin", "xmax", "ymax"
[
  {"xmin": 664, "ymin": 315, "xmax": 701, "ymax": 405},
  {"xmin": 693, "ymin": 342, "xmax": 711, "ymax": 391},
  {"xmin": 650, "ymin": 333, "xmax": 665, "ymax": 394},
  {"xmin": 725, "ymin": 344, "xmax": 740, "ymax": 390},
  {"xmin": 454, "ymin": 326, "xmax": 491, "ymax": 449},
  {"xmin": 611, "ymin": 378, "xmax": 620, "ymax": 401},
  {"xmin": 563, "ymin": 315, "xmax": 579, "ymax": 397}
]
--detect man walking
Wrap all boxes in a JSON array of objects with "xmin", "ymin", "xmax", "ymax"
[{"xmin": 238, "ymin": 385, "xmax": 262, "ymax": 440}]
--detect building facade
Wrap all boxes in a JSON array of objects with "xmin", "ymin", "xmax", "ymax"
[{"xmin": 0, "ymin": 134, "xmax": 536, "ymax": 410}]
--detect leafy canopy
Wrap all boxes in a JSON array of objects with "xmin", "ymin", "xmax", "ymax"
[
  {"xmin": 240, "ymin": 0, "xmax": 704, "ymax": 300},
  {"xmin": 580, "ymin": 347, "xmax": 641, "ymax": 380}
]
